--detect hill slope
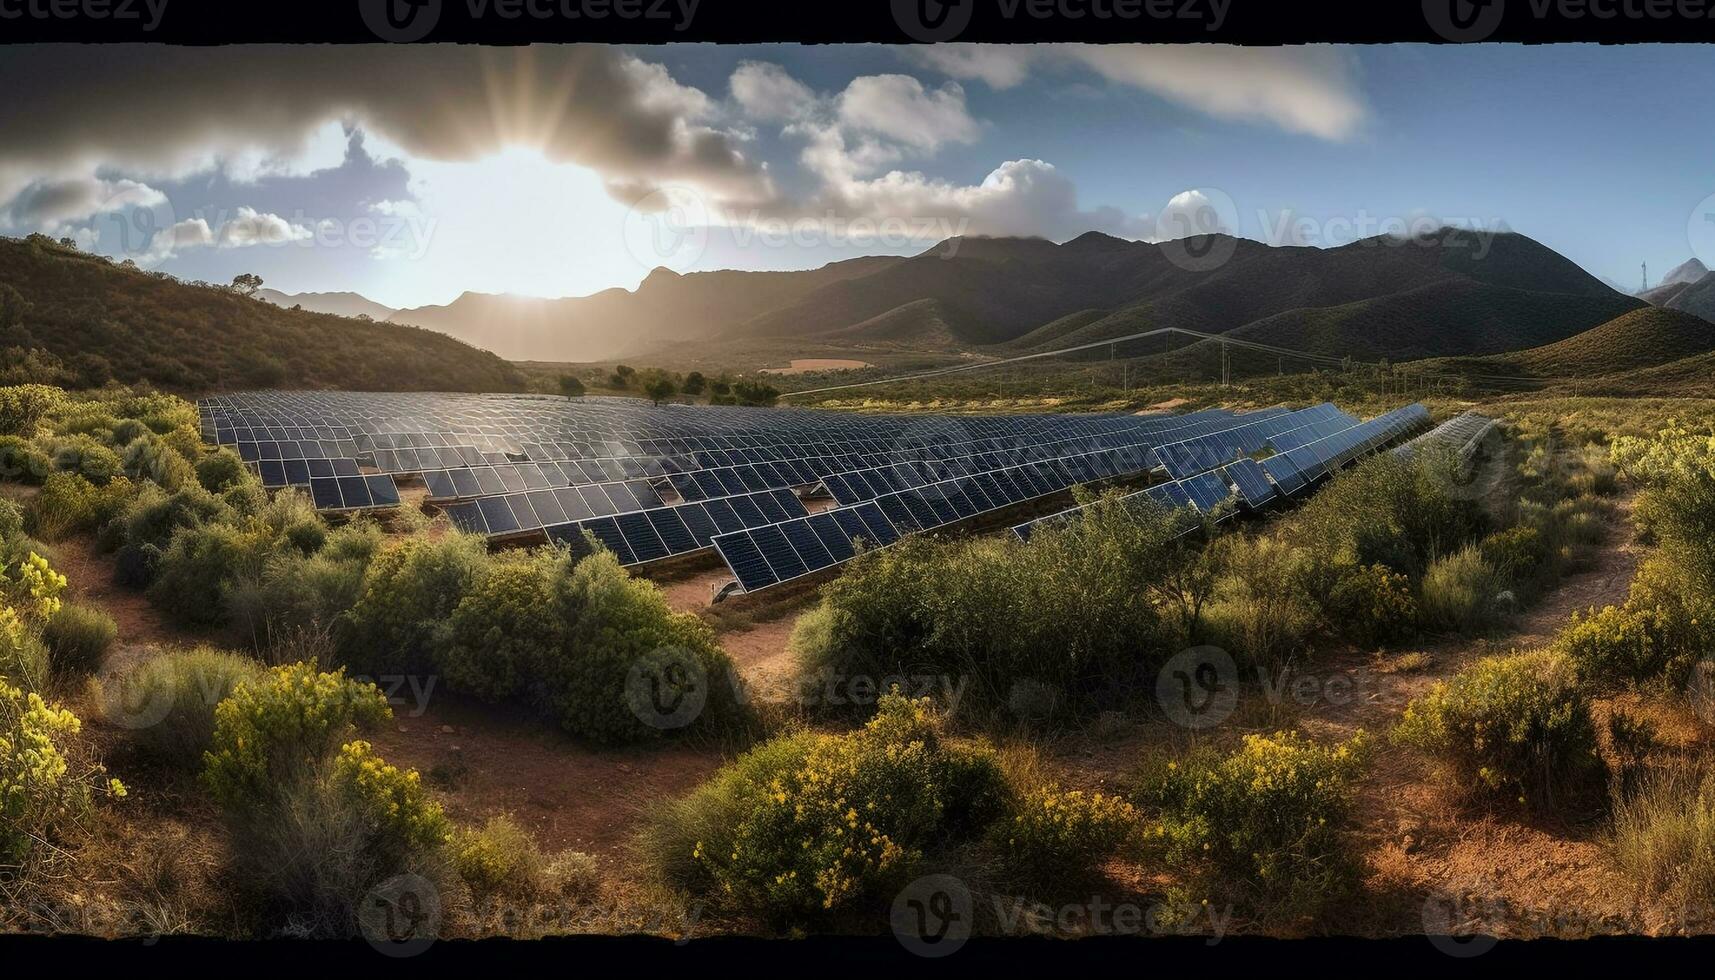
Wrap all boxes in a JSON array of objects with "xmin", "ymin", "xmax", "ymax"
[
  {"xmin": 1663, "ymin": 272, "xmax": 1715, "ymax": 322},
  {"xmin": 258, "ymin": 288, "xmax": 398, "ymax": 322},
  {"xmin": 1413, "ymin": 306, "xmax": 1715, "ymax": 382},
  {"xmin": 390, "ymin": 257, "xmax": 902, "ymax": 362},
  {"xmin": 0, "ymin": 235, "xmax": 522, "ymax": 392}
]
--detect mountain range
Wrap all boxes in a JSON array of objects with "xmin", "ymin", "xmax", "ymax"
[{"xmin": 264, "ymin": 228, "xmax": 1676, "ymax": 367}]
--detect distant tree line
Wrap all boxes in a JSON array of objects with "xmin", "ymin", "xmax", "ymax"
[{"xmin": 555, "ymin": 364, "xmax": 779, "ymax": 407}]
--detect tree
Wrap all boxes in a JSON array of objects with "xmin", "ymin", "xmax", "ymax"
[
  {"xmin": 609, "ymin": 364, "xmax": 636, "ymax": 388},
  {"xmin": 682, "ymin": 371, "xmax": 706, "ymax": 396},
  {"xmin": 730, "ymin": 380, "xmax": 779, "ymax": 407},
  {"xmin": 709, "ymin": 377, "xmax": 732, "ymax": 396},
  {"xmin": 644, "ymin": 377, "xmax": 678, "ymax": 406},
  {"xmin": 231, "ymin": 273, "xmax": 264, "ymax": 297},
  {"xmin": 558, "ymin": 374, "xmax": 586, "ymax": 399}
]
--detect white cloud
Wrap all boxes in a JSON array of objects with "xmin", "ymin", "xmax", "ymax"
[
  {"xmin": 730, "ymin": 61, "xmax": 818, "ymax": 123},
  {"xmin": 904, "ymin": 44, "xmax": 1368, "ymax": 142},
  {"xmin": 216, "ymin": 207, "xmax": 314, "ymax": 247},
  {"xmin": 1, "ymin": 176, "xmax": 166, "ymax": 231},
  {"xmin": 836, "ymin": 75, "xmax": 981, "ymax": 153}
]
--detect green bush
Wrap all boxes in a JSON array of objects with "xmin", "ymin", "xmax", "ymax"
[
  {"xmin": 51, "ymin": 435, "xmax": 121, "ymax": 485},
  {"xmin": 1479, "ymin": 524, "xmax": 1553, "ymax": 594},
  {"xmin": 1286, "ymin": 451, "xmax": 1484, "ymax": 582},
  {"xmin": 527, "ymin": 549, "xmax": 745, "ymax": 743},
  {"xmin": 0, "ymin": 384, "xmax": 66, "ymax": 436},
  {"xmin": 149, "ymin": 522, "xmax": 279, "ymax": 627},
  {"xmin": 108, "ymin": 417, "xmax": 149, "ymax": 448},
  {"xmin": 113, "ymin": 541, "xmax": 163, "ymax": 589},
  {"xmin": 1611, "ymin": 764, "xmax": 1715, "ymax": 915},
  {"xmin": 438, "ymin": 550, "xmax": 561, "ymax": 702},
  {"xmin": 452, "ymin": 814, "xmax": 555, "ymax": 899},
  {"xmin": 194, "ymin": 448, "xmax": 250, "ymax": 494},
  {"xmin": 1138, "ymin": 731, "xmax": 1367, "ymax": 911},
  {"xmin": 92, "ymin": 647, "xmax": 264, "ymax": 769},
  {"xmin": 1, "ymin": 676, "xmax": 123, "ymax": 865},
  {"xmin": 1394, "ymin": 650, "xmax": 1605, "ymax": 812},
  {"xmin": 201, "ymin": 661, "xmax": 391, "ymax": 811},
  {"xmin": 339, "ymin": 533, "xmax": 487, "ymax": 676},
  {"xmin": 1418, "ymin": 546, "xmax": 1504, "ymax": 634},
  {"xmin": 0, "ymin": 434, "xmax": 52, "ymax": 484},
  {"xmin": 226, "ymin": 522, "xmax": 382, "ymax": 653},
  {"xmin": 793, "ymin": 493, "xmax": 1182, "ymax": 724},
  {"xmin": 1327, "ymin": 562, "xmax": 1417, "ymax": 648},
  {"xmin": 121, "ymin": 434, "xmax": 196, "ymax": 491},
  {"xmin": 1203, "ymin": 535, "xmax": 1319, "ymax": 670},
  {"xmin": 118, "ymin": 481, "xmax": 233, "ymax": 551},
  {"xmin": 642, "ymin": 694, "xmax": 1005, "ymax": 920},
  {"xmin": 993, "ymin": 782, "xmax": 1138, "ymax": 892},
  {"xmin": 328, "ymin": 739, "xmax": 452, "ymax": 861},
  {"xmin": 43, "ymin": 603, "xmax": 117, "ymax": 677}
]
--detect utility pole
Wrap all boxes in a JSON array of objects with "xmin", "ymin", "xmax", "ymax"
[
  {"xmin": 1641, "ymin": 261, "xmax": 1649, "ymax": 293},
  {"xmin": 1220, "ymin": 340, "xmax": 1231, "ymax": 388}
]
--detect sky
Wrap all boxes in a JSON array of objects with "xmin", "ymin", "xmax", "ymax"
[{"xmin": 1, "ymin": 43, "xmax": 1711, "ymax": 310}]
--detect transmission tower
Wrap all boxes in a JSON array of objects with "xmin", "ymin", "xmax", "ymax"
[{"xmin": 1642, "ymin": 261, "xmax": 1649, "ymax": 292}]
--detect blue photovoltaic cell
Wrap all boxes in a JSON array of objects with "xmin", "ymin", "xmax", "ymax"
[
  {"xmin": 1223, "ymin": 458, "xmax": 1276, "ymax": 508},
  {"xmin": 1260, "ymin": 454, "xmax": 1306, "ymax": 496},
  {"xmin": 648, "ymin": 509, "xmax": 697, "ymax": 555},
  {"xmin": 310, "ymin": 477, "xmax": 343, "ymax": 510},
  {"xmin": 581, "ymin": 516, "xmax": 635, "ymax": 564},
  {"xmin": 781, "ymin": 520, "xmax": 836, "ymax": 570},
  {"xmin": 749, "ymin": 524, "xmax": 809, "ymax": 581},
  {"xmin": 715, "ymin": 533, "xmax": 775, "ymax": 592},
  {"xmin": 616, "ymin": 511, "xmax": 668, "ymax": 563}
]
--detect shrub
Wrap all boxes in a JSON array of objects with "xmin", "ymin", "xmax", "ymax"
[
  {"xmin": 0, "ymin": 613, "xmax": 50, "ymax": 692},
  {"xmin": 149, "ymin": 522, "xmax": 281, "ymax": 627},
  {"xmin": 1286, "ymin": 452, "xmax": 1484, "ymax": 582},
  {"xmin": 1479, "ymin": 524, "xmax": 1554, "ymax": 595},
  {"xmin": 794, "ymin": 494, "xmax": 1182, "ymax": 724},
  {"xmin": 30, "ymin": 472, "xmax": 97, "ymax": 540},
  {"xmin": 119, "ymin": 482, "xmax": 233, "ymax": 551},
  {"xmin": 1418, "ymin": 546, "xmax": 1504, "ymax": 634},
  {"xmin": 1327, "ymin": 562, "xmax": 1417, "ymax": 648},
  {"xmin": 108, "ymin": 417, "xmax": 150, "ymax": 448},
  {"xmin": 993, "ymin": 783, "xmax": 1138, "ymax": 892},
  {"xmin": 1394, "ymin": 650, "xmax": 1605, "ymax": 812},
  {"xmin": 43, "ymin": 603, "xmax": 117, "ymax": 677},
  {"xmin": 339, "ymin": 533, "xmax": 487, "ymax": 676},
  {"xmin": 201, "ymin": 661, "xmax": 391, "ymax": 812},
  {"xmin": 225, "ymin": 523, "xmax": 382, "ymax": 653},
  {"xmin": 1611, "ymin": 764, "xmax": 1715, "ymax": 915},
  {"xmin": 121, "ymin": 435, "xmax": 196, "ymax": 491},
  {"xmin": 1137, "ymin": 731, "xmax": 1367, "ymax": 910},
  {"xmin": 531, "ymin": 549, "xmax": 745, "ymax": 742},
  {"xmin": 438, "ymin": 551, "xmax": 562, "ymax": 703},
  {"xmin": 642, "ymin": 694, "xmax": 1006, "ymax": 920},
  {"xmin": 0, "ymin": 384, "xmax": 66, "ymax": 436},
  {"xmin": 92, "ymin": 648, "xmax": 265, "ymax": 770},
  {"xmin": 194, "ymin": 448, "xmax": 249, "ymax": 494},
  {"xmin": 453, "ymin": 815, "xmax": 548, "ymax": 899},
  {"xmin": 1203, "ymin": 535, "xmax": 1318, "ymax": 670},
  {"xmin": 113, "ymin": 541, "xmax": 163, "ymax": 589},
  {"xmin": 329, "ymin": 740, "xmax": 452, "ymax": 861},
  {"xmin": 1, "ymin": 676, "xmax": 124, "ymax": 864},
  {"xmin": 51, "ymin": 436, "xmax": 121, "ymax": 485},
  {"xmin": 0, "ymin": 434, "xmax": 52, "ymax": 484}
]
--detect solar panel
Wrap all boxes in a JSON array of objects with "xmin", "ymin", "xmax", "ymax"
[{"xmin": 1223, "ymin": 458, "xmax": 1277, "ymax": 508}]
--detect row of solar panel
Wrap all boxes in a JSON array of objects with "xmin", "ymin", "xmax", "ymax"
[
  {"xmin": 308, "ymin": 475, "xmax": 404, "ymax": 512},
  {"xmin": 712, "ymin": 504, "xmax": 903, "ymax": 593},
  {"xmin": 256, "ymin": 456, "xmax": 363, "ymax": 488},
  {"xmin": 1151, "ymin": 403, "xmax": 1355, "ymax": 480},
  {"xmin": 710, "ymin": 444, "xmax": 1155, "ymax": 593},
  {"xmin": 1393, "ymin": 411, "xmax": 1495, "ymax": 465},
  {"xmin": 1014, "ymin": 404, "xmax": 1432, "ymax": 541},
  {"xmin": 444, "ymin": 485, "xmax": 807, "ymax": 545},
  {"xmin": 237, "ymin": 439, "xmax": 364, "ymax": 463}
]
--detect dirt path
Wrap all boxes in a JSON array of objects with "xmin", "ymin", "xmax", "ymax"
[{"xmin": 48, "ymin": 533, "xmax": 212, "ymax": 671}]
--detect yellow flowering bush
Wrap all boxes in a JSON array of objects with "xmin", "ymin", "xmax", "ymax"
[
  {"xmin": 202, "ymin": 661, "xmax": 391, "ymax": 811},
  {"xmin": 1138, "ymin": 730, "xmax": 1367, "ymax": 895},
  {"xmin": 1393, "ymin": 650, "xmax": 1604, "ymax": 812},
  {"xmin": 649, "ymin": 693, "xmax": 1006, "ymax": 919},
  {"xmin": 5, "ymin": 551, "xmax": 66, "ymax": 622},
  {"xmin": 1, "ymin": 675, "xmax": 125, "ymax": 864},
  {"xmin": 995, "ymin": 783, "xmax": 1138, "ymax": 890},
  {"xmin": 331, "ymin": 740, "xmax": 451, "ymax": 859}
]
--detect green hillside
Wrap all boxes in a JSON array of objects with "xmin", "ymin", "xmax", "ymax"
[
  {"xmin": 0, "ymin": 235, "xmax": 522, "ymax": 393},
  {"xmin": 1416, "ymin": 306, "xmax": 1715, "ymax": 387}
]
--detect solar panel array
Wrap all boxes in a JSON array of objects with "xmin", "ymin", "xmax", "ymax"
[
  {"xmin": 1013, "ymin": 403, "xmax": 1431, "ymax": 543},
  {"xmin": 707, "ymin": 401, "xmax": 1391, "ymax": 594},
  {"xmin": 1392, "ymin": 411, "xmax": 1496, "ymax": 467},
  {"xmin": 198, "ymin": 393, "xmax": 1427, "ymax": 593}
]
